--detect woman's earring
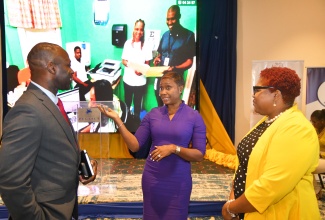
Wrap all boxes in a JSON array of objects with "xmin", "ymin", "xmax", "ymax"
[{"xmin": 273, "ymin": 101, "xmax": 276, "ymax": 107}]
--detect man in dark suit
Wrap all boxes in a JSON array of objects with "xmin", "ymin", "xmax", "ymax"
[{"xmin": 0, "ymin": 42, "xmax": 97, "ymax": 219}]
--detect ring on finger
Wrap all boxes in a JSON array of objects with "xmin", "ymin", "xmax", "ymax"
[{"xmin": 158, "ymin": 154, "xmax": 161, "ymax": 158}]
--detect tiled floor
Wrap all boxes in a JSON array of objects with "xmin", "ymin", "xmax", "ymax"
[
  {"xmin": 79, "ymin": 159, "xmax": 325, "ymax": 220},
  {"xmin": 79, "ymin": 158, "xmax": 231, "ymax": 220},
  {"xmin": 84, "ymin": 217, "xmax": 223, "ymax": 220},
  {"xmin": 319, "ymin": 189, "xmax": 325, "ymax": 219},
  {"xmin": 78, "ymin": 159, "xmax": 233, "ymax": 204},
  {"xmin": 1, "ymin": 158, "xmax": 325, "ymax": 219}
]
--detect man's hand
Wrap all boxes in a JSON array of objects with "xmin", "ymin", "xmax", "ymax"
[
  {"xmin": 79, "ymin": 159, "xmax": 98, "ymax": 185},
  {"xmin": 162, "ymin": 66, "xmax": 174, "ymax": 74}
]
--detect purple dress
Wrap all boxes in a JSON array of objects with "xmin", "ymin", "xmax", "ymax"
[{"xmin": 135, "ymin": 102, "xmax": 206, "ymax": 220}]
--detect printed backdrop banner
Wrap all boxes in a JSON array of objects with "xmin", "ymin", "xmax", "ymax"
[
  {"xmin": 306, "ymin": 67, "xmax": 325, "ymax": 120},
  {"xmin": 251, "ymin": 60, "xmax": 304, "ymax": 128}
]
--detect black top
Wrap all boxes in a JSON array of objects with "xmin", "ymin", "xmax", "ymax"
[{"xmin": 234, "ymin": 121, "xmax": 272, "ymax": 219}]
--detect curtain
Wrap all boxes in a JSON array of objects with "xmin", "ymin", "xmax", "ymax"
[
  {"xmin": 200, "ymin": 80, "xmax": 236, "ymax": 169},
  {"xmin": 198, "ymin": 0, "xmax": 237, "ymax": 143},
  {"xmin": 6, "ymin": 0, "xmax": 62, "ymax": 29}
]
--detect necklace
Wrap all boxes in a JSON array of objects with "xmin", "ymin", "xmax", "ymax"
[{"xmin": 265, "ymin": 112, "xmax": 283, "ymax": 124}]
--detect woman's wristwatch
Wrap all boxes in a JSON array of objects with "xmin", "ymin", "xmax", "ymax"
[{"xmin": 175, "ymin": 146, "xmax": 181, "ymax": 154}]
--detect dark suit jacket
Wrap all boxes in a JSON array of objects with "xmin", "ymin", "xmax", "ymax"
[{"xmin": 0, "ymin": 83, "xmax": 80, "ymax": 219}]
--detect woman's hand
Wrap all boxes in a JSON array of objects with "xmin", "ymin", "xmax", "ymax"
[
  {"xmin": 222, "ymin": 201, "xmax": 239, "ymax": 220},
  {"xmin": 97, "ymin": 104, "xmax": 119, "ymax": 120},
  {"xmin": 149, "ymin": 145, "xmax": 175, "ymax": 161},
  {"xmin": 135, "ymin": 70, "xmax": 142, "ymax": 76}
]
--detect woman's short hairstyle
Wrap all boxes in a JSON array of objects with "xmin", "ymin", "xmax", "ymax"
[
  {"xmin": 260, "ymin": 67, "xmax": 301, "ymax": 105},
  {"xmin": 161, "ymin": 71, "xmax": 185, "ymax": 88}
]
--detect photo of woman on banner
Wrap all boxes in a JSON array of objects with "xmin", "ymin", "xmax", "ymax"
[{"xmin": 121, "ymin": 19, "xmax": 152, "ymax": 119}]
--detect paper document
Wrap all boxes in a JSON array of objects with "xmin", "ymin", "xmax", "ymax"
[{"xmin": 128, "ymin": 61, "xmax": 168, "ymax": 77}]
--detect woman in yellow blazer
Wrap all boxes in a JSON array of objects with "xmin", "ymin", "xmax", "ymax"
[
  {"xmin": 311, "ymin": 109, "xmax": 325, "ymax": 199},
  {"xmin": 222, "ymin": 67, "xmax": 320, "ymax": 220},
  {"xmin": 310, "ymin": 109, "xmax": 325, "ymax": 153}
]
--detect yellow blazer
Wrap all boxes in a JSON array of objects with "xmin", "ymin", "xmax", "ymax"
[
  {"xmin": 319, "ymin": 129, "xmax": 325, "ymax": 153},
  {"xmin": 242, "ymin": 105, "xmax": 320, "ymax": 219}
]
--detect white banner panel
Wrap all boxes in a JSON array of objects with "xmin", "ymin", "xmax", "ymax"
[{"xmin": 306, "ymin": 67, "xmax": 325, "ymax": 121}]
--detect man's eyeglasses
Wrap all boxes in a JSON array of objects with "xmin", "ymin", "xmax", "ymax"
[{"xmin": 253, "ymin": 86, "xmax": 276, "ymax": 95}]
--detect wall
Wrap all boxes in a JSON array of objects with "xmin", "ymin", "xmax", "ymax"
[{"xmin": 236, "ymin": 0, "xmax": 325, "ymax": 146}]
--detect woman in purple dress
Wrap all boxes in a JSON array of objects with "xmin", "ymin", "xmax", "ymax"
[{"xmin": 98, "ymin": 72, "xmax": 206, "ymax": 219}]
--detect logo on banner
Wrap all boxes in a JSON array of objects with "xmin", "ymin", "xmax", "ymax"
[{"xmin": 78, "ymin": 108, "xmax": 101, "ymax": 122}]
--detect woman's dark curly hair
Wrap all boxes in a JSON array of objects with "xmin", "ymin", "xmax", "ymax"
[
  {"xmin": 311, "ymin": 109, "xmax": 325, "ymax": 121},
  {"xmin": 260, "ymin": 67, "xmax": 301, "ymax": 106}
]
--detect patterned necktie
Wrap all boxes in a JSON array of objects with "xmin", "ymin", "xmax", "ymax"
[{"xmin": 57, "ymin": 98, "xmax": 70, "ymax": 124}]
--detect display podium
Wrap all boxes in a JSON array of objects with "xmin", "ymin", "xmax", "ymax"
[{"xmin": 62, "ymin": 100, "xmax": 126, "ymax": 197}]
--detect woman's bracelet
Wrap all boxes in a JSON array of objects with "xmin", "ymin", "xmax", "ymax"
[
  {"xmin": 226, "ymin": 199, "xmax": 237, "ymax": 218},
  {"xmin": 117, "ymin": 122, "xmax": 124, "ymax": 129}
]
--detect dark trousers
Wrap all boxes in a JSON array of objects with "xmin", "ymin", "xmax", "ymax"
[
  {"xmin": 74, "ymin": 80, "xmax": 92, "ymax": 101},
  {"xmin": 123, "ymin": 82, "xmax": 146, "ymax": 117}
]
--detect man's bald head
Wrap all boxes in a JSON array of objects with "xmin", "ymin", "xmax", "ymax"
[
  {"xmin": 168, "ymin": 5, "xmax": 181, "ymax": 20},
  {"xmin": 27, "ymin": 42, "xmax": 62, "ymax": 73},
  {"xmin": 26, "ymin": 42, "xmax": 73, "ymax": 94}
]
